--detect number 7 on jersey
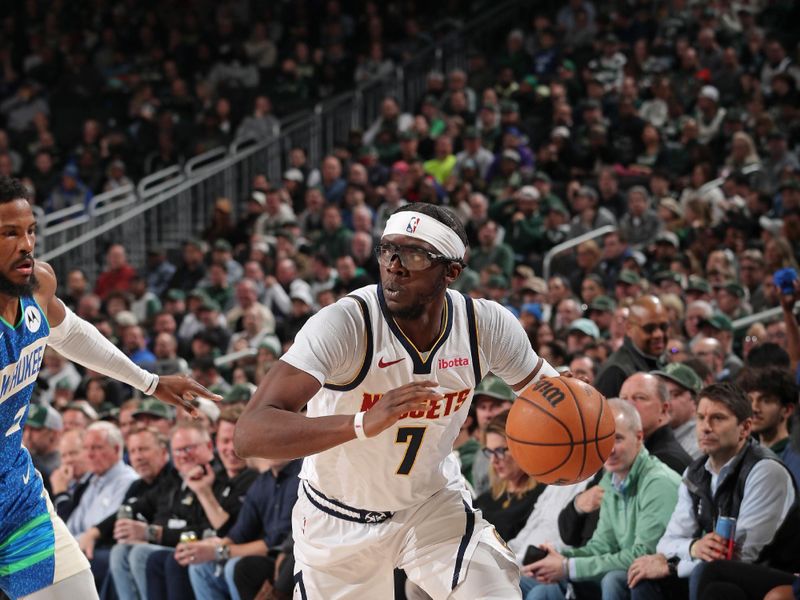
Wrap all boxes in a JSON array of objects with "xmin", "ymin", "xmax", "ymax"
[{"xmin": 395, "ymin": 427, "xmax": 427, "ymax": 475}]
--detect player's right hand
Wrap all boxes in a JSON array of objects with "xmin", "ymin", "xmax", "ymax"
[
  {"xmin": 362, "ymin": 381, "xmax": 443, "ymax": 438},
  {"xmin": 574, "ymin": 485, "xmax": 604, "ymax": 513}
]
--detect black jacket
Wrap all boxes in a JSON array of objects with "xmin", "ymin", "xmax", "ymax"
[
  {"xmin": 96, "ymin": 462, "xmax": 257, "ymax": 547},
  {"xmin": 595, "ymin": 337, "xmax": 661, "ymax": 398},
  {"xmin": 645, "ymin": 425, "xmax": 692, "ymax": 475}
]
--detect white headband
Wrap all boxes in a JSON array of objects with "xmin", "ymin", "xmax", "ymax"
[{"xmin": 382, "ymin": 211, "xmax": 466, "ymax": 260}]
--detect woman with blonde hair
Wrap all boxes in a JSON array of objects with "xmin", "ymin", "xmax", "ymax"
[
  {"xmin": 475, "ymin": 411, "xmax": 546, "ymax": 542},
  {"xmin": 726, "ymin": 131, "xmax": 761, "ymax": 171},
  {"xmin": 764, "ymin": 235, "xmax": 800, "ymax": 272}
]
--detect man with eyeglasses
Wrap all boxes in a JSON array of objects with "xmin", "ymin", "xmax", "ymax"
[
  {"xmin": 595, "ymin": 295, "xmax": 669, "ymax": 398},
  {"xmin": 469, "ymin": 375, "xmax": 516, "ymax": 497},
  {"xmin": 108, "ymin": 421, "xmax": 257, "ymax": 600},
  {"xmin": 236, "ymin": 203, "xmax": 563, "ymax": 599}
]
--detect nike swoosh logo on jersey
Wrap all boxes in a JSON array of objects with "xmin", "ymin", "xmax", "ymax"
[
  {"xmin": 22, "ymin": 464, "xmax": 29, "ymax": 485},
  {"xmin": 378, "ymin": 357, "xmax": 405, "ymax": 368}
]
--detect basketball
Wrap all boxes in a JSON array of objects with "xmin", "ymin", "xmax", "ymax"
[{"xmin": 506, "ymin": 376, "xmax": 615, "ymax": 485}]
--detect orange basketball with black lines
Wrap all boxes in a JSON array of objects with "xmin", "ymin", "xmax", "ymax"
[{"xmin": 506, "ymin": 376, "xmax": 615, "ymax": 485}]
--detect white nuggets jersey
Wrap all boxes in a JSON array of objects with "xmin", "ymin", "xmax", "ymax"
[{"xmin": 282, "ymin": 285, "xmax": 557, "ymax": 512}]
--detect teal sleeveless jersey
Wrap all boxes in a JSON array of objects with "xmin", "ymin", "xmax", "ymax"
[{"xmin": 0, "ymin": 296, "xmax": 54, "ymax": 597}]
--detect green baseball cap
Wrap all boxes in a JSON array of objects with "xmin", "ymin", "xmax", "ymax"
[
  {"xmin": 165, "ymin": 289, "xmax": 186, "ymax": 301},
  {"xmin": 686, "ymin": 276, "xmax": 711, "ymax": 294},
  {"xmin": 199, "ymin": 297, "xmax": 222, "ymax": 312},
  {"xmin": 618, "ymin": 270, "xmax": 641, "ymax": 285},
  {"xmin": 721, "ymin": 282, "xmax": 745, "ymax": 299},
  {"xmin": 258, "ymin": 336, "xmax": 282, "ymax": 357},
  {"xmin": 224, "ymin": 383, "xmax": 256, "ymax": 405},
  {"xmin": 654, "ymin": 271, "xmax": 683, "ymax": 285},
  {"xmin": 487, "ymin": 274, "xmax": 509, "ymax": 289},
  {"xmin": 213, "ymin": 239, "xmax": 233, "ymax": 252},
  {"xmin": 500, "ymin": 100, "xmax": 519, "ymax": 114},
  {"xmin": 532, "ymin": 171, "xmax": 552, "ymax": 184},
  {"xmin": 652, "ymin": 363, "xmax": 703, "ymax": 394},
  {"xmin": 26, "ymin": 404, "xmax": 63, "ymax": 431},
  {"xmin": 132, "ymin": 398, "xmax": 174, "ymax": 421},
  {"xmin": 700, "ymin": 312, "xmax": 733, "ymax": 332},
  {"xmin": 474, "ymin": 375, "xmax": 516, "ymax": 403},
  {"xmin": 568, "ymin": 318, "xmax": 600, "ymax": 339},
  {"xmin": 588, "ymin": 295, "xmax": 616, "ymax": 313}
]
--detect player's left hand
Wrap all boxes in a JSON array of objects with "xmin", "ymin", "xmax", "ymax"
[
  {"xmin": 152, "ymin": 375, "xmax": 223, "ymax": 417},
  {"xmin": 175, "ymin": 539, "xmax": 217, "ymax": 566},
  {"xmin": 628, "ymin": 553, "xmax": 669, "ymax": 588},
  {"xmin": 528, "ymin": 544, "xmax": 566, "ymax": 583}
]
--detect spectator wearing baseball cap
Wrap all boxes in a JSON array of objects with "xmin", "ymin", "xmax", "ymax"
[
  {"xmin": 619, "ymin": 186, "xmax": 661, "ymax": 250},
  {"xmin": 614, "ymin": 269, "xmax": 642, "ymax": 303},
  {"xmin": 500, "ymin": 187, "xmax": 545, "ymax": 261},
  {"xmin": 653, "ymin": 271, "xmax": 684, "ymax": 296},
  {"xmin": 715, "ymin": 282, "xmax": 750, "ymax": 320},
  {"xmin": 568, "ymin": 185, "xmax": 617, "ymax": 240},
  {"xmin": 132, "ymin": 398, "xmax": 176, "ymax": 438},
  {"xmin": 695, "ymin": 84, "xmax": 726, "ymax": 144},
  {"xmin": 223, "ymin": 383, "xmax": 257, "ymax": 407},
  {"xmin": 699, "ymin": 312, "xmax": 744, "ymax": 379},
  {"xmin": 486, "ymin": 149, "xmax": 523, "ymax": 200},
  {"xmin": 24, "ymin": 404, "xmax": 64, "ymax": 485},
  {"xmin": 587, "ymin": 295, "xmax": 617, "ymax": 336},
  {"xmin": 652, "ymin": 363, "xmax": 704, "ymax": 459},
  {"xmin": 454, "ymin": 126, "xmax": 494, "ymax": 179},
  {"xmin": 684, "ymin": 275, "xmax": 713, "ymax": 304},
  {"xmin": 470, "ymin": 375, "xmax": 517, "ymax": 496},
  {"xmin": 651, "ymin": 231, "xmax": 681, "ymax": 273},
  {"xmin": 566, "ymin": 318, "xmax": 600, "ymax": 354}
]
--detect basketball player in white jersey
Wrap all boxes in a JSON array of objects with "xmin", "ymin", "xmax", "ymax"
[{"xmin": 235, "ymin": 204, "xmax": 560, "ymax": 599}]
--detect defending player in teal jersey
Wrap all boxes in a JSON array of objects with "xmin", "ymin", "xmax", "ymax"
[{"xmin": 0, "ymin": 176, "xmax": 221, "ymax": 599}]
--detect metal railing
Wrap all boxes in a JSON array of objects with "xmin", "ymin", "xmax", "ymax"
[
  {"xmin": 37, "ymin": 0, "xmax": 527, "ymax": 283},
  {"xmin": 732, "ymin": 305, "xmax": 798, "ymax": 332},
  {"xmin": 543, "ymin": 226, "xmax": 617, "ymax": 281}
]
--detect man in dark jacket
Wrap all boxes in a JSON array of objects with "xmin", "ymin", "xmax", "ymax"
[
  {"xmin": 106, "ymin": 419, "xmax": 256, "ymax": 600},
  {"xmin": 595, "ymin": 295, "xmax": 667, "ymax": 397},
  {"xmin": 77, "ymin": 427, "xmax": 174, "ymax": 591},
  {"xmin": 620, "ymin": 373, "xmax": 692, "ymax": 474},
  {"xmin": 627, "ymin": 383, "xmax": 800, "ymax": 600}
]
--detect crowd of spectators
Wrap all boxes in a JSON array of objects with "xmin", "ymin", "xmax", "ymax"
[
  {"xmin": 8, "ymin": 0, "xmax": 800, "ymax": 598},
  {"xmin": 0, "ymin": 0, "xmax": 474, "ymax": 210}
]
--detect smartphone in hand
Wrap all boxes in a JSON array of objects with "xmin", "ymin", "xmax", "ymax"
[{"xmin": 524, "ymin": 545, "xmax": 548, "ymax": 565}]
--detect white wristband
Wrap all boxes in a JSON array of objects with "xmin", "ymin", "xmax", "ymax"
[
  {"xmin": 144, "ymin": 374, "xmax": 159, "ymax": 396},
  {"xmin": 353, "ymin": 411, "xmax": 368, "ymax": 440}
]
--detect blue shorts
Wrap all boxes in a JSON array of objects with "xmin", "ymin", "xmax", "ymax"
[{"xmin": 0, "ymin": 492, "xmax": 89, "ymax": 599}]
